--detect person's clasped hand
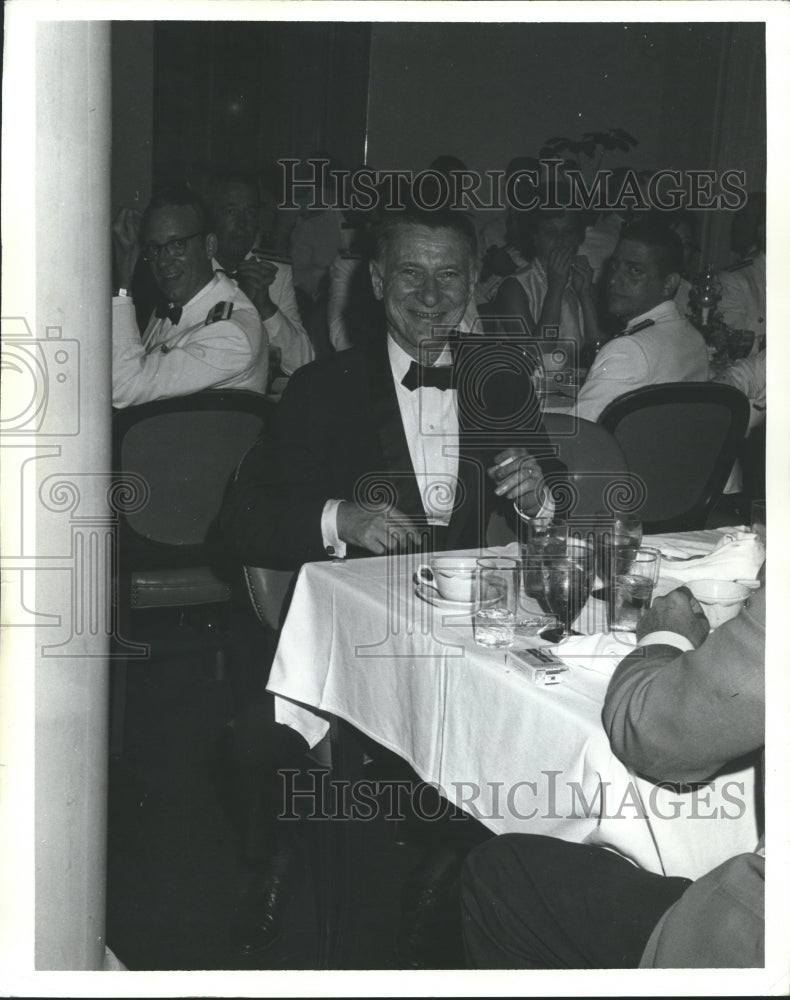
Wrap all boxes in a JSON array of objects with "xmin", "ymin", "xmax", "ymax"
[
  {"xmin": 234, "ymin": 257, "xmax": 279, "ymax": 319},
  {"xmin": 487, "ymin": 449, "xmax": 546, "ymax": 517},
  {"xmin": 635, "ymin": 586, "xmax": 711, "ymax": 648},
  {"xmin": 336, "ymin": 501, "xmax": 420, "ymax": 556},
  {"xmin": 545, "ymin": 244, "xmax": 573, "ymax": 290},
  {"xmin": 569, "ymin": 255, "xmax": 594, "ymax": 299}
]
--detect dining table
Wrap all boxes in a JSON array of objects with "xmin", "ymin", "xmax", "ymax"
[{"xmin": 266, "ymin": 526, "xmax": 762, "ymax": 887}]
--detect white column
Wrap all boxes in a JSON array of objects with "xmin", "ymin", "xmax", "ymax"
[{"xmin": 1, "ymin": 16, "xmax": 113, "ymax": 972}]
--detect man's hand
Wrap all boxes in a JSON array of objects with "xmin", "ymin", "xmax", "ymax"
[
  {"xmin": 336, "ymin": 501, "xmax": 421, "ymax": 555},
  {"xmin": 234, "ymin": 257, "xmax": 278, "ymax": 320},
  {"xmin": 487, "ymin": 449, "xmax": 547, "ymax": 517},
  {"xmin": 112, "ymin": 207, "xmax": 142, "ymax": 289},
  {"xmin": 636, "ymin": 586, "xmax": 711, "ymax": 647}
]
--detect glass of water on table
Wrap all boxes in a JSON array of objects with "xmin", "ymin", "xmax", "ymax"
[
  {"xmin": 474, "ymin": 557, "xmax": 520, "ymax": 648},
  {"xmin": 608, "ymin": 547, "xmax": 662, "ymax": 632}
]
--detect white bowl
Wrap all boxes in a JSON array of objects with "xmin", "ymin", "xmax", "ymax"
[{"xmin": 688, "ymin": 579, "xmax": 751, "ymax": 628}]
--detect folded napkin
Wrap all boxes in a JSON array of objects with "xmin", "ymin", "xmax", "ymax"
[
  {"xmin": 550, "ymin": 631, "xmax": 637, "ymax": 676},
  {"xmin": 658, "ymin": 529, "xmax": 764, "ymax": 584}
]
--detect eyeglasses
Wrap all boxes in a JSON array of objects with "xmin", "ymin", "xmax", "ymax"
[{"xmin": 141, "ymin": 231, "xmax": 204, "ymax": 262}]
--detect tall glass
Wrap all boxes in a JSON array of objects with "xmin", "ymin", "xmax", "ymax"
[
  {"xmin": 541, "ymin": 540, "xmax": 595, "ymax": 640},
  {"xmin": 474, "ymin": 557, "xmax": 520, "ymax": 648},
  {"xmin": 521, "ymin": 517, "xmax": 568, "ymax": 604},
  {"xmin": 608, "ymin": 547, "xmax": 661, "ymax": 632},
  {"xmin": 594, "ymin": 512, "xmax": 643, "ymax": 598}
]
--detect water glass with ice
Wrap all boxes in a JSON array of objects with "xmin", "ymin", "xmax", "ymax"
[
  {"xmin": 608, "ymin": 547, "xmax": 661, "ymax": 632},
  {"xmin": 474, "ymin": 557, "xmax": 520, "ymax": 648}
]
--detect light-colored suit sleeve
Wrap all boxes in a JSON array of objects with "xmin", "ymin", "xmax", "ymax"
[
  {"xmin": 574, "ymin": 337, "xmax": 650, "ymax": 422},
  {"xmin": 602, "ymin": 587, "xmax": 765, "ymax": 784},
  {"xmin": 112, "ymin": 296, "xmax": 268, "ymax": 407},
  {"xmin": 264, "ymin": 262, "xmax": 314, "ymax": 375}
]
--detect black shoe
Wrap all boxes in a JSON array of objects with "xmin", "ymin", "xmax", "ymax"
[
  {"xmin": 396, "ymin": 845, "xmax": 466, "ymax": 969},
  {"xmin": 230, "ymin": 845, "xmax": 299, "ymax": 956}
]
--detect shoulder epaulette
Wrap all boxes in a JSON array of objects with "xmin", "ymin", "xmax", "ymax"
[
  {"xmin": 206, "ymin": 301, "xmax": 234, "ymax": 324},
  {"xmin": 624, "ymin": 319, "xmax": 656, "ymax": 335}
]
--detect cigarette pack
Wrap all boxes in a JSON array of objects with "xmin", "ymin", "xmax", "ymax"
[{"xmin": 505, "ymin": 647, "xmax": 569, "ymax": 686}]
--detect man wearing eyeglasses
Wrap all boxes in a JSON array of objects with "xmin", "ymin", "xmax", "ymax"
[{"xmin": 111, "ymin": 187, "xmax": 269, "ymax": 407}]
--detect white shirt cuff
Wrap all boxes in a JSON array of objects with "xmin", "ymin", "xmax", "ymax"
[
  {"xmin": 637, "ymin": 631, "xmax": 695, "ymax": 651},
  {"xmin": 321, "ymin": 499, "xmax": 347, "ymax": 558}
]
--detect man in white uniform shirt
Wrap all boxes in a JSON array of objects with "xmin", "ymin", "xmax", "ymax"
[
  {"xmin": 111, "ymin": 189, "xmax": 269, "ymax": 407},
  {"xmin": 572, "ymin": 219, "xmax": 709, "ymax": 423}
]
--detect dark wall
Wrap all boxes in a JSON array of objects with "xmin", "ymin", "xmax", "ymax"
[
  {"xmin": 366, "ymin": 21, "xmax": 752, "ymax": 174},
  {"xmin": 150, "ymin": 21, "xmax": 371, "ymax": 185},
  {"xmin": 111, "ymin": 21, "xmax": 154, "ymax": 216}
]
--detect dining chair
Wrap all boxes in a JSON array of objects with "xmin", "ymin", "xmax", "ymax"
[
  {"xmin": 598, "ymin": 381, "xmax": 750, "ymax": 533},
  {"xmin": 485, "ymin": 413, "xmax": 635, "ymax": 544},
  {"xmin": 110, "ymin": 389, "xmax": 275, "ymax": 757}
]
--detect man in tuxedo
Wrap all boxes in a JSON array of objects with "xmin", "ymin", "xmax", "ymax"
[
  {"xmin": 227, "ymin": 205, "xmax": 563, "ymax": 569},
  {"xmin": 218, "ymin": 205, "xmax": 564, "ymax": 962},
  {"xmin": 572, "ymin": 218, "xmax": 709, "ymax": 423}
]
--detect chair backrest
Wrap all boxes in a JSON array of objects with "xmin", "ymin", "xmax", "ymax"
[
  {"xmin": 112, "ymin": 390, "xmax": 274, "ymax": 558},
  {"xmin": 598, "ymin": 381, "xmax": 750, "ymax": 533},
  {"xmin": 541, "ymin": 413, "xmax": 635, "ymax": 519}
]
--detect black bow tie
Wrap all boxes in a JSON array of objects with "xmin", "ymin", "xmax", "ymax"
[
  {"xmin": 401, "ymin": 360, "xmax": 456, "ymax": 391},
  {"xmin": 155, "ymin": 302, "xmax": 183, "ymax": 325}
]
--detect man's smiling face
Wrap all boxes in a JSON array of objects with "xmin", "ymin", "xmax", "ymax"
[
  {"xmin": 142, "ymin": 204, "xmax": 215, "ymax": 306},
  {"xmin": 370, "ymin": 223, "xmax": 475, "ymax": 359}
]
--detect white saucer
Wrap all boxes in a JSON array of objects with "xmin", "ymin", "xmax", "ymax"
[
  {"xmin": 414, "ymin": 582, "xmax": 506, "ymax": 612},
  {"xmin": 414, "ymin": 581, "xmax": 476, "ymax": 611}
]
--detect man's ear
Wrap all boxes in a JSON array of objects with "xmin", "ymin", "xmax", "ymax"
[
  {"xmin": 205, "ymin": 232, "xmax": 218, "ymax": 260},
  {"xmin": 369, "ymin": 259, "xmax": 384, "ymax": 301},
  {"xmin": 663, "ymin": 271, "xmax": 680, "ymax": 299}
]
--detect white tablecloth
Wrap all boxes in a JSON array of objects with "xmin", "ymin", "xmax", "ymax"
[{"xmin": 266, "ymin": 529, "xmax": 759, "ymax": 880}]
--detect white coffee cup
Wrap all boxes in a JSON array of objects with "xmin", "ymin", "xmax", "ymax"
[{"xmin": 415, "ymin": 557, "xmax": 478, "ymax": 603}]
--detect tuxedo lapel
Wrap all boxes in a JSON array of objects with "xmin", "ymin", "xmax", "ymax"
[{"xmin": 363, "ymin": 332, "xmax": 425, "ymax": 518}]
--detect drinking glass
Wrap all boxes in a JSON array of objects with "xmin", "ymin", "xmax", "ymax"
[
  {"xmin": 474, "ymin": 557, "xmax": 520, "ymax": 648},
  {"xmin": 608, "ymin": 547, "xmax": 661, "ymax": 632},
  {"xmin": 594, "ymin": 511, "xmax": 643, "ymax": 598},
  {"xmin": 541, "ymin": 541, "xmax": 595, "ymax": 641},
  {"xmin": 521, "ymin": 517, "xmax": 568, "ymax": 604}
]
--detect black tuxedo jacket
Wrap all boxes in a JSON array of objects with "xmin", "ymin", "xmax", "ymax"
[{"xmin": 221, "ymin": 329, "xmax": 565, "ymax": 570}]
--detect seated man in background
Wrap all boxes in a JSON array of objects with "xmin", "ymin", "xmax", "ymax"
[
  {"xmin": 572, "ymin": 218, "xmax": 709, "ymax": 422},
  {"xmin": 462, "ymin": 583, "xmax": 765, "ymax": 968},
  {"xmin": 111, "ymin": 187, "xmax": 268, "ymax": 406},
  {"xmin": 207, "ymin": 170, "xmax": 314, "ymax": 377}
]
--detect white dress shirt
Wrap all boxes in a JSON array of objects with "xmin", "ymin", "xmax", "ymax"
[{"xmin": 321, "ymin": 335, "xmax": 552, "ymax": 557}]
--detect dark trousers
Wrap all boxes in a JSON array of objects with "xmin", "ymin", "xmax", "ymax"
[{"xmin": 461, "ymin": 834, "xmax": 692, "ymax": 969}]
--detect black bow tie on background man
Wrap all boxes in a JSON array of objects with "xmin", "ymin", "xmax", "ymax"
[
  {"xmin": 155, "ymin": 302, "xmax": 183, "ymax": 325},
  {"xmin": 401, "ymin": 360, "xmax": 456, "ymax": 391}
]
